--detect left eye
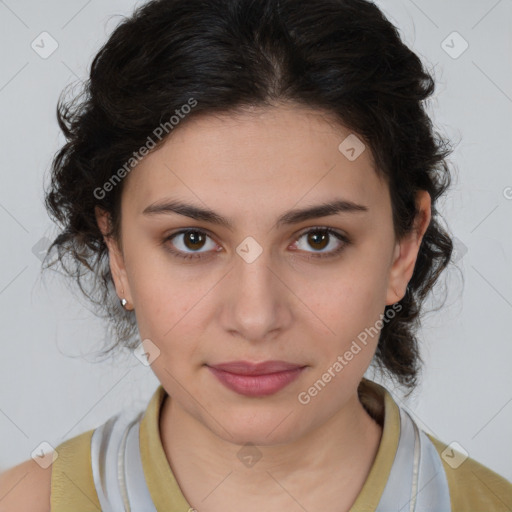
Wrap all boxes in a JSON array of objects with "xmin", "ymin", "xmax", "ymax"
[
  {"xmin": 292, "ymin": 227, "xmax": 349, "ymax": 258},
  {"xmin": 163, "ymin": 227, "xmax": 350, "ymax": 261}
]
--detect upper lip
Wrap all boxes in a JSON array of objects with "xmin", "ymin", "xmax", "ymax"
[{"xmin": 207, "ymin": 360, "xmax": 306, "ymax": 375}]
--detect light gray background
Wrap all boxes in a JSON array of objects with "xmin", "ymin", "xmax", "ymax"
[{"xmin": 0, "ymin": 0, "xmax": 511, "ymax": 484}]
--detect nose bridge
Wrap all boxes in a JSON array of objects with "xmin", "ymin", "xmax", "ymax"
[
  {"xmin": 233, "ymin": 235, "xmax": 279, "ymax": 302},
  {"xmin": 222, "ymin": 235, "xmax": 287, "ymax": 339}
]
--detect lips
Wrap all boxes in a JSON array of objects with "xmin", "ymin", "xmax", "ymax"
[
  {"xmin": 206, "ymin": 360, "xmax": 307, "ymax": 397},
  {"xmin": 208, "ymin": 360, "xmax": 305, "ymax": 375}
]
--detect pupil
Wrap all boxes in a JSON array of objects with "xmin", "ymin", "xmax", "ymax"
[
  {"xmin": 309, "ymin": 231, "xmax": 328, "ymax": 250},
  {"xmin": 186, "ymin": 231, "xmax": 204, "ymax": 250}
]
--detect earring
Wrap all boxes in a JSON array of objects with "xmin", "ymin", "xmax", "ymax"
[{"xmin": 120, "ymin": 298, "xmax": 129, "ymax": 309}]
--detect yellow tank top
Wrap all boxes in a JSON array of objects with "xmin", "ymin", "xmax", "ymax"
[{"xmin": 50, "ymin": 379, "xmax": 512, "ymax": 511}]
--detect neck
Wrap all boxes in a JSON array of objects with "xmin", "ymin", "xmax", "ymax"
[{"xmin": 159, "ymin": 383, "xmax": 383, "ymax": 511}]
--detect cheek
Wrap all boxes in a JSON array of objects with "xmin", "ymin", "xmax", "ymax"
[
  {"xmin": 127, "ymin": 266, "xmax": 212, "ymax": 370},
  {"xmin": 300, "ymin": 280, "xmax": 382, "ymax": 396},
  {"xmin": 297, "ymin": 270, "xmax": 390, "ymax": 382},
  {"xmin": 306, "ymin": 263, "xmax": 389, "ymax": 336},
  {"xmin": 133, "ymin": 286, "xmax": 201, "ymax": 347}
]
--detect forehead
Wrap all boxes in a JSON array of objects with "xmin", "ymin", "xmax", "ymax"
[{"xmin": 122, "ymin": 104, "xmax": 388, "ymax": 218}]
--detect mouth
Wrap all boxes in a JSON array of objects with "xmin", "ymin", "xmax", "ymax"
[{"xmin": 206, "ymin": 360, "xmax": 307, "ymax": 397}]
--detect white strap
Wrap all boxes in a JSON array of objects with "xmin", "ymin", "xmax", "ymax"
[
  {"xmin": 123, "ymin": 414, "xmax": 158, "ymax": 510},
  {"xmin": 415, "ymin": 426, "xmax": 452, "ymax": 511},
  {"xmin": 90, "ymin": 410, "xmax": 157, "ymax": 511},
  {"xmin": 376, "ymin": 408, "xmax": 451, "ymax": 511}
]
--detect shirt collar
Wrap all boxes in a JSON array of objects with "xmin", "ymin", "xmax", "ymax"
[{"xmin": 139, "ymin": 377, "xmax": 401, "ymax": 510}]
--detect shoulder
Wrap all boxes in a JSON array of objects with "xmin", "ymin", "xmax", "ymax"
[
  {"xmin": 49, "ymin": 428, "xmax": 101, "ymax": 511},
  {"xmin": 0, "ymin": 457, "xmax": 52, "ymax": 512},
  {"xmin": 0, "ymin": 428, "xmax": 101, "ymax": 512},
  {"xmin": 427, "ymin": 433, "xmax": 512, "ymax": 511}
]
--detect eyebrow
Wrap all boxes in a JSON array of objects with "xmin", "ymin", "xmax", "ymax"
[{"xmin": 142, "ymin": 197, "xmax": 369, "ymax": 230}]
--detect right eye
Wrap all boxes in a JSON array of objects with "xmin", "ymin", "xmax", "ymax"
[{"xmin": 163, "ymin": 229, "xmax": 220, "ymax": 260}]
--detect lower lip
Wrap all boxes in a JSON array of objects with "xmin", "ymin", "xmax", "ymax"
[{"xmin": 207, "ymin": 366, "xmax": 306, "ymax": 397}]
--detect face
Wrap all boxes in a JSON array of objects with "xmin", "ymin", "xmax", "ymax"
[{"xmin": 96, "ymin": 102, "xmax": 430, "ymax": 446}]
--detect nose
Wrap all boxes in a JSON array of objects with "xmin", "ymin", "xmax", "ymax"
[{"xmin": 219, "ymin": 243, "xmax": 292, "ymax": 343}]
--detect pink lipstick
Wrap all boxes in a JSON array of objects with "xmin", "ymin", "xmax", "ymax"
[{"xmin": 206, "ymin": 360, "xmax": 306, "ymax": 397}]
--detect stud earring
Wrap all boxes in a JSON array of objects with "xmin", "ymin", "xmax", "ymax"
[{"xmin": 120, "ymin": 298, "xmax": 128, "ymax": 309}]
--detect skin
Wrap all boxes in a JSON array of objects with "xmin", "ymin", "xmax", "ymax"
[
  {"xmin": 0, "ymin": 459, "xmax": 51, "ymax": 512},
  {"xmin": 95, "ymin": 102, "xmax": 431, "ymax": 512}
]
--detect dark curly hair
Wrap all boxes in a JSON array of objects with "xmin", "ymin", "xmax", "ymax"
[{"xmin": 42, "ymin": 0, "xmax": 457, "ymax": 393}]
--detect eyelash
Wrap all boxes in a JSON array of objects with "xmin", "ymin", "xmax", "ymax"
[{"xmin": 162, "ymin": 227, "xmax": 351, "ymax": 261}]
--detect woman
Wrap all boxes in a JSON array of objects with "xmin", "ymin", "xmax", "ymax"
[{"xmin": 1, "ymin": 0, "xmax": 511, "ymax": 510}]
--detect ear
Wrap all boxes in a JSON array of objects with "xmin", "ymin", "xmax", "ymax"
[
  {"xmin": 95, "ymin": 206, "xmax": 134, "ymax": 310},
  {"xmin": 385, "ymin": 190, "xmax": 431, "ymax": 305}
]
